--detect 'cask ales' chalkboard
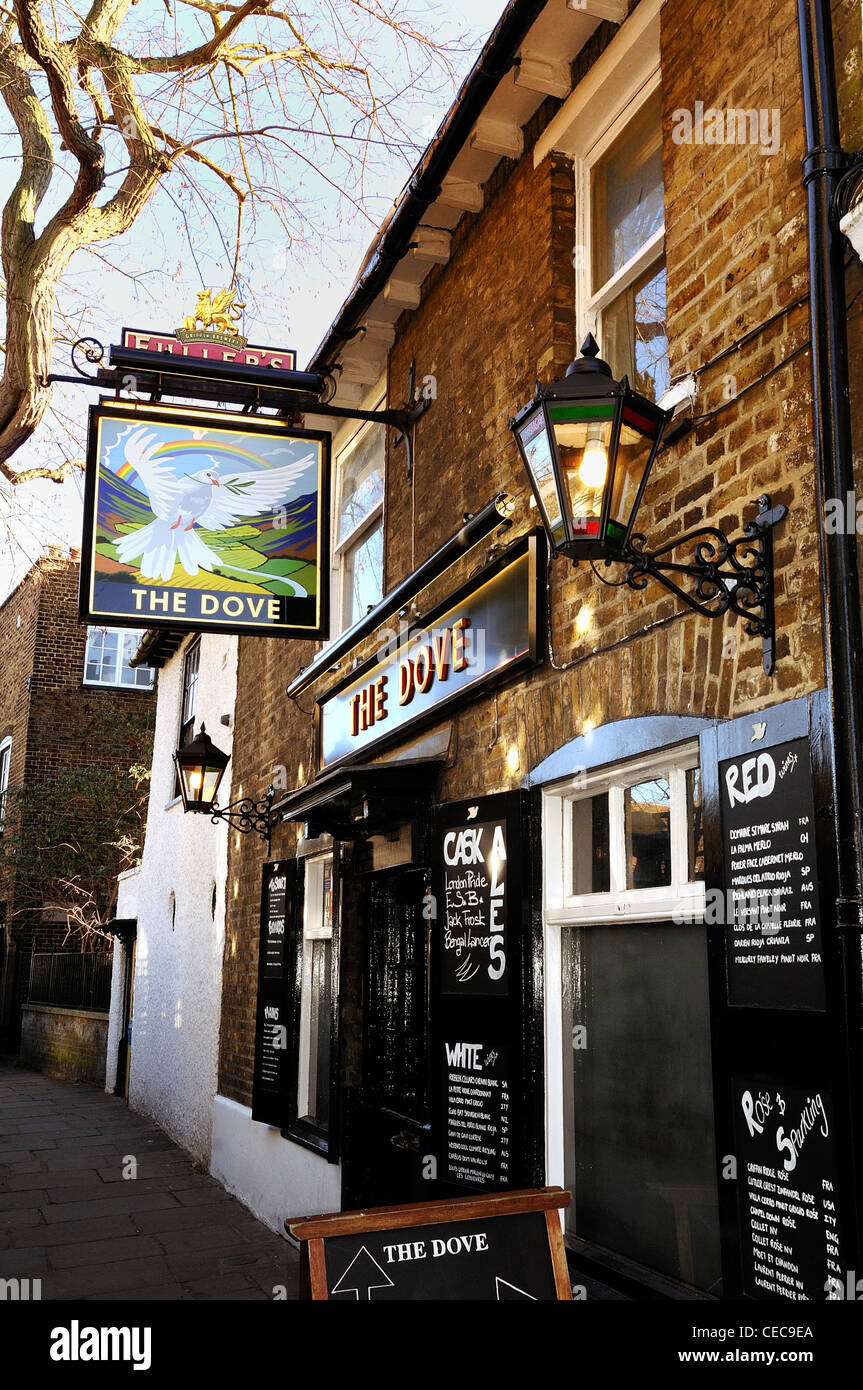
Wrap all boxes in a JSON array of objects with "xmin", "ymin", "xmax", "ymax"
[
  {"xmin": 287, "ymin": 1188, "xmax": 572, "ymax": 1301},
  {"xmin": 720, "ymin": 738, "xmax": 825, "ymax": 1009},
  {"xmin": 442, "ymin": 815, "xmax": 509, "ymax": 995},
  {"xmin": 432, "ymin": 793, "xmax": 530, "ymax": 1193}
]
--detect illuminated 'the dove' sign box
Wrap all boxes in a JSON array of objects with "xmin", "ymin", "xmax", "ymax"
[{"xmin": 79, "ymin": 401, "xmax": 330, "ymax": 639}]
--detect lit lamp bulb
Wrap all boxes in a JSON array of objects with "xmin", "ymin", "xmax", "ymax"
[
  {"xmin": 189, "ymin": 771, "xmax": 203, "ymax": 791},
  {"xmin": 578, "ymin": 426, "xmax": 608, "ymax": 490}
]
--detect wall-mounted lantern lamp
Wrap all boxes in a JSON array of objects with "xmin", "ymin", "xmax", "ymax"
[
  {"xmin": 174, "ymin": 724, "xmax": 275, "ymax": 852},
  {"xmin": 510, "ymin": 335, "xmax": 788, "ymax": 674}
]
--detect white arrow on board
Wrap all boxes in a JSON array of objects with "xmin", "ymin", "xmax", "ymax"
[
  {"xmin": 331, "ymin": 1246, "xmax": 394, "ymax": 1300},
  {"xmin": 495, "ymin": 1277, "xmax": 536, "ymax": 1300}
]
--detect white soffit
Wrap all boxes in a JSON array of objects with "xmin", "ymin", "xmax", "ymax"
[
  {"xmin": 335, "ymin": 0, "xmax": 627, "ymax": 396},
  {"xmin": 534, "ymin": 0, "xmax": 665, "ymax": 165}
]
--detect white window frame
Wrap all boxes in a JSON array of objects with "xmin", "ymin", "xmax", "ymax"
[
  {"xmin": 296, "ymin": 852, "xmax": 334, "ymax": 1126},
  {"xmin": 169, "ymin": 637, "xmax": 201, "ymax": 806},
  {"xmin": 177, "ymin": 637, "xmax": 201, "ymax": 742},
  {"xmin": 575, "ymin": 69, "xmax": 665, "ymax": 367},
  {"xmin": 332, "ymin": 404, "xmax": 385, "ymax": 636},
  {"xmin": 0, "ymin": 736, "xmax": 11, "ymax": 831},
  {"xmin": 541, "ymin": 741, "xmax": 705, "ymax": 1194},
  {"xmin": 83, "ymin": 626, "xmax": 154, "ymax": 690}
]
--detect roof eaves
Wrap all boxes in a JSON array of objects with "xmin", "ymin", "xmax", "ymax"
[{"xmin": 305, "ymin": 0, "xmax": 551, "ymax": 375}]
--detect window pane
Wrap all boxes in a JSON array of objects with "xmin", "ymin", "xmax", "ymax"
[
  {"xmin": 0, "ymin": 744, "xmax": 10, "ymax": 828},
  {"xmin": 299, "ymin": 857, "xmax": 334, "ymax": 1130},
  {"xmin": 119, "ymin": 630, "xmax": 149, "ymax": 687},
  {"xmin": 181, "ymin": 643, "xmax": 200, "ymax": 726},
  {"xmin": 344, "ymin": 523, "xmax": 384, "ymax": 628},
  {"xmin": 592, "ymin": 87, "xmax": 664, "ymax": 288},
  {"xmin": 687, "ymin": 768, "xmax": 704, "ymax": 879},
  {"xmin": 571, "ymin": 793, "xmax": 610, "ymax": 895},
  {"xmin": 99, "ymin": 631, "xmax": 119, "ymax": 684},
  {"xmin": 338, "ymin": 425, "xmax": 385, "ymax": 543},
  {"xmin": 602, "ymin": 260, "xmax": 669, "ymax": 403},
  {"xmin": 564, "ymin": 922, "xmax": 721, "ymax": 1292},
  {"xmin": 305, "ymin": 938, "xmax": 333, "ymax": 1127},
  {"xmin": 625, "ymin": 777, "xmax": 671, "ymax": 888}
]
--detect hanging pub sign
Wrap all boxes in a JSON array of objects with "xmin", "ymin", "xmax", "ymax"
[
  {"xmin": 318, "ymin": 533, "xmax": 542, "ymax": 769},
  {"xmin": 79, "ymin": 400, "xmax": 329, "ymax": 639}
]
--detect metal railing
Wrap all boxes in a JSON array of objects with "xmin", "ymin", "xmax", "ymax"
[{"xmin": 26, "ymin": 951, "xmax": 112, "ymax": 1013}]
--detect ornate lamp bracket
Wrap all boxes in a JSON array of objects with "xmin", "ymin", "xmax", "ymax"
[
  {"xmin": 612, "ymin": 494, "xmax": 787, "ymax": 676},
  {"xmin": 211, "ymin": 786, "xmax": 277, "ymax": 855}
]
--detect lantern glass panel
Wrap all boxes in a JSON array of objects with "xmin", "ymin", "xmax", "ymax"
[
  {"xmin": 550, "ymin": 403, "xmax": 614, "ymax": 540},
  {"xmin": 178, "ymin": 753, "xmax": 225, "ymax": 811},
  {"xmin": 201, "ymin": 766, "xmax": 223, "ymax": 807},
  {"xmin": 607, "ymin": 404, "xmax": 660, "ymax": 544},
  {"xmin": 180, "ymin": 761, "xmax": 203, "ymax": 809},
  {"xmin": 517, "ymin": 406, "xmax": 566, "ymax": 545}
]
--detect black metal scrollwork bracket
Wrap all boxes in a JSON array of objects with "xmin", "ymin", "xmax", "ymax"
[
  {"xmin": 608, "ymin": 494, "xmax": 787, "ymax": 676},
  {"xmin": 42, "ymin": 336, "xmax": 110, "ymax": 388},
  {"xmin": 211, "ymin": 786, "xmax": 277, "ymax": 855}
]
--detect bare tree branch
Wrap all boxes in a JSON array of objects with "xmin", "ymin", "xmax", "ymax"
[{"xmin": 0, "ymin": 0, "xmax": 465, "ymax": 483}]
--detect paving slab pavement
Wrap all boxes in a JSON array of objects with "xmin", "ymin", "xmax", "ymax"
[{"xmin": 0, "ymin": 1062, "xmax": 299, "ymax": 1301}]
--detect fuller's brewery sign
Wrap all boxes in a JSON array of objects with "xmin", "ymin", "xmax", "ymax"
[{"xmin": 120, "ymin": 286, "xmax": 298, "ymax": 369}]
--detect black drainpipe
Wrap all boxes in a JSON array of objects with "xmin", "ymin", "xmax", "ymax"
[{"xmin": 797, "ymin": 0, "xmax": 863, "ymax": 1258}]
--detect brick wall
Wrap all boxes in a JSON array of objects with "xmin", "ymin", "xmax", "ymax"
[
  {"xmin": 0, "ymin": 553, "xmax": 155, "ymax": 1027},
  {"xmin": 19, "ymin": 1004, "xmax": 108, "ymax": 1084},
  {"xmin": 218, "ymin": 0, "xmax": 857, "ymax": 1107}
]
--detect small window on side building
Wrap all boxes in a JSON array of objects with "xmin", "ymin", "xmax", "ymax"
[{"xmin": 84, "ymin": 627, "xmax": 154, "ymax": 690}]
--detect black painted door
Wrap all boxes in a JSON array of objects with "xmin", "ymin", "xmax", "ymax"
[{"xmin": 340, "ymin": 867, "xmax": 432, "ymax": 1210}]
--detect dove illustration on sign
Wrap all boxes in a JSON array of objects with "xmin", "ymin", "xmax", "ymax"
[{"xmin": 112, "ymin": 426, "xmax": 315, "ymax": 585}]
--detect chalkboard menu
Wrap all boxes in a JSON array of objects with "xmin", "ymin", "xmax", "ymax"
[
  {"xmin": 442, "ymin": 816, "xmax": 509, "ymax": 995},
  {"xmin": 733, "ymin": 1076, "xmax": 841, "ymax": 1299},
  {"xmin": 432, "ymin": 793, "xmax": 528, "ymax": 1193},
  {"xmin": 442, "ymin": 1042, "xmax": 511, "ymax": 1187},
  {"xmin": 287, "ymin": 1188, "xmax": 572, "ymax": 1301},
  {"xmin": 252, "ymin": 860, "xmax": 296, "ymax": 1126},
  {"xmin": 720, "ymin": 737, "xmax": 825, "ymax": 1009},
  {"xmin": 261, "ymin": 868, "xmax": 287, "ymax": 978}
]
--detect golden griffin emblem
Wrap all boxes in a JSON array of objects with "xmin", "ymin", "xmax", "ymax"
[{"xmin": 177, "ymin": 286, "xmax": 247, "ymax": 347}]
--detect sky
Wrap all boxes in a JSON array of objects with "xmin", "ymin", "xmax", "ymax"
[{"xmin": 0, "ymin": 0, "xmax": 506, "ymax": 603}]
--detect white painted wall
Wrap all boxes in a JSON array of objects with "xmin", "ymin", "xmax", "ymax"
[
  {"xmin": 211, "ymin": 1095, "xmax": 340, "ymax": 1234},
  {"xmin": 116, "ymin": 635, "xmax": 237, "ymax": 1166},
  {"xmin": 104, "ymin": 867, "xmax": 138, "ymax": 1095}
]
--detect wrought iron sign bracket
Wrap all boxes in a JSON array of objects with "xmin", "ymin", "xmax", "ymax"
[
  {"xmin": 211, "ymin": 786, "xmax": 277, "ymax": 855},
  {"xmin": 311, "ymin": 359, "xmax": 432, "ymax": 483},
  {"xmin": 599, "ymin": 494, "xmax": 787, "ymax": 676},
  {"xmin": 44, "ymin": 340, "xmax": 434, "ymax": 475},
  {"xmin": 306, "ymin": 395, "xmax": 432, "ymax": 483},
  {"xmin": 42, "ymin": 336, "xmax": 108, "ymax": 388}
]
